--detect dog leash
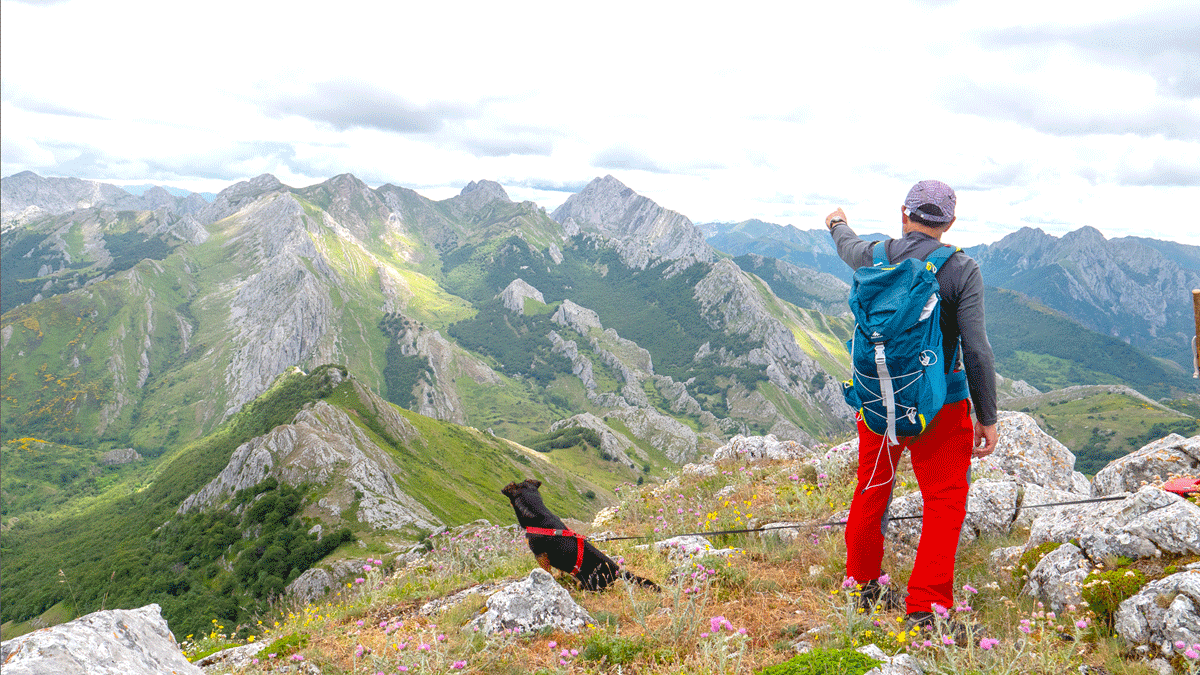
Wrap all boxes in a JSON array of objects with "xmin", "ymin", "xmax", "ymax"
[
  {"xmin": 591, "ymin": 494, "xmax": 1131, "ymax": 543},
  {"xmin": 522, "ymin": 526, "xmax": 587, "ymax": 574}
]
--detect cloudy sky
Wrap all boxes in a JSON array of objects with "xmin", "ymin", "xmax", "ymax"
[{"xmin": 2, "ymin": 0, "xmax": 1198, "ymax": 246}]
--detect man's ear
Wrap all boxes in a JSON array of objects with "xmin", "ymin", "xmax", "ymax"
[{"xmin": 942, "ymin": 217, "xmax": 956, "ymax": 232}]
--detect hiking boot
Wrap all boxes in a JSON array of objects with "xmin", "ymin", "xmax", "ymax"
[
  {"xmin": 904, "ymin": 611, "xmax": 983, "ymax": 646},
  {"xmin": 858, "ymin": 579, "xmax": 907, "ymax": 613}
]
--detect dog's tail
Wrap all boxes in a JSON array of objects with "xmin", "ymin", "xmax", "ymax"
[{"xmin": 622, "ymin": 571, "xmax": 660, "ymax": 592}]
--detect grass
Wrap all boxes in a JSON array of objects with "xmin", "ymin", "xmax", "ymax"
[{"xmin": 163, "ymin": 447, "xmax": 1200, "ymax": 675}]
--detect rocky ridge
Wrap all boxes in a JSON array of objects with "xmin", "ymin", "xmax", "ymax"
[
  {"xmin": 551, "ymin": 175, "xmax": 714, "ymax": 270},
  {"xmin": 972, "ymin": 225, "xmax": 1200, "ymax": 369},
  {"xmin": 179, "ymin": 373, "xmax": 440, "ymax": 532}
]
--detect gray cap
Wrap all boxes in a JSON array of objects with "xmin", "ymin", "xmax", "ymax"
[{"xmin": 904, "ymin": 180, "xmax": 956, "ymax": 224}]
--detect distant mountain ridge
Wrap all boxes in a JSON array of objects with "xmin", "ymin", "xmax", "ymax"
[
  {"xmin": 1, "ymin": 171, "xmax": 854, "ymax": 463},
  {"xmin": 702, "ymin": 217, "xmax": 1200, "ymax": 374},
  {"xmin": 1, "ymin": 171, "xmax": 209, "ymax": 228}
]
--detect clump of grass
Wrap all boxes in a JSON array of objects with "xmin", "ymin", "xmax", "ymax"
[
  {"xmin": 755, "ymin": 647, "xmax": 880, "ymax": 675},
  {"xmin": 1081, "ymin": 567, "xmax": 1147, "ymax": 631}
]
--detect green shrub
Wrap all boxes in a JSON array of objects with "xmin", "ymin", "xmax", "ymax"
[
  {"xmin": 755, "ymin": 648, "xmax": 880, "ymax": 675},
  {"xmin": 259, "ymin": 632, "xmax": 309, "ymax": 659},
  {"xmin": 1082, "ymin": 567, "xmax": 1147, "ymax": 630},
  {"xmin": 579, "ymin": 633, "xmax": 651, "ymax": 665}
]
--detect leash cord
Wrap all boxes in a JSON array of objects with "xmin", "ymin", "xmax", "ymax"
[{"xmin": 590, "ymin": 493, "xmax": 1131, "ymax": 543}]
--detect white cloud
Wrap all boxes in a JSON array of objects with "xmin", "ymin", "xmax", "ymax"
[{"xmin": 1, "ymin": 0, "xmax": 1198, "ymax": 246}]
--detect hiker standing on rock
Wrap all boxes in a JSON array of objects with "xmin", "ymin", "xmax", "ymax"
[{"xmin": 825, "ymin": 180, "xmax": 998, "ymax": 635}]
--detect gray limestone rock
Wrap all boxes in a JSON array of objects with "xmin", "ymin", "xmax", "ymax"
[
  {"xmin": 100, "ymin": 447, "xmax": 142, "ymax": 465},
  {"xmin": 972, "ymin": 411, "xmax": 1090, "ymax": 494},
  {"xmin": 605, "ymin": 407, "xmax": 705, "ymax": 464},
  {"xmin": 1026, "ymin": 486, "xmax": 1200, "ymax": 562},
  {"xmin": 858, "ymin": 643, "xmax": 925, "ymax": 675},
  {"xmin": 712, "ymin": 434, "xmax": 810, "ymax": 462},
  {"xmin": 285, "ymin": 567, "xmax": 335, "ymax": 604},
  {"xmin": 550, "ymin": 175, "xmax": 714, "ymax": 270},
  {"xmin": 551, "ymin": 299, "xmax": 603, "ymax": 334},
  {"xmin": 1023, "ymin": 543, "xmax": 1090, "ymax": 611},
  {"xmin": 0, "ymin": 604, "xmax": 200, "ymax": 675},
  {"xmin": 498, "ymin": 278, "xmax": 545, "ymax": 314},
  {"xmin": 1013, "ymin": 483, "xmax": 1089, "ymax": 529},
  {"xmin": 195, "ymin": 641, "xmax": 266, "ymax": 672},
  {"xmin": 1115, "ymin": 570, "xmax": 1200, "ymax": 656},
  {"xmin": 468, "ymin": 569, "xmax": 592, "ymax": 634},
  {"xmin": 990, "ymin": 545, "xmax": 1024, "ymax": 582},
  {"xmin": 1092, "ymin": 433, "xmax": 1200, "ymax": 497}
]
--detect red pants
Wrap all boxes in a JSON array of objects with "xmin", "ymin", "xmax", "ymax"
[{"xmin": 844, "ymin": 398, "xmax": 973, "ymax": 614}]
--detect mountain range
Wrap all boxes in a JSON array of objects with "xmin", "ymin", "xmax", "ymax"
[
  {"xmin": 2, "ymin": 171, "xmax": 1197, "ymax": 638},
  {"xmin": 704, "ymin": 219, "xmax": 1200, "ymax": 376}
]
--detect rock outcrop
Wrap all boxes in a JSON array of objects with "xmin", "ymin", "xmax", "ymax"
[
  {"xmin": 550, "ymin": 175, "xmax": 714, "ymax": 270},
  {"xmin": 0, "ymin": 604, "xmax": 200, "ymax": 675},
  {"xmin": 972, "ymin": 411, "xmax": 1090, "ymax": 494},
  {"xmin": 1023, "ymin": 543, "xmax": 1090, "ymax": 611},
  {"xmin": 468, "ymin": 569, "xmax": 593, "ymax": 634},
  {"xmin": 1115, "ymin": 570, "xmax": 1200, "ymax": 659},
  {"xmin": 1025, "ymin": 486, "xmax": 1200, "ymax": 562},
  {"xmin": 712, "ymin": 434, "xmax": 810, "ymax": 462},
  {"xmin": 499, "ymin": 278, "xmax": 545, "ymax": 314},
  {"xmin": 179, "ymin": 376, "xmax": 439, "ymax": 532},
  {"xmin": 1092, "ymin": 433, "xmax": 1200, "ymax": 497}
]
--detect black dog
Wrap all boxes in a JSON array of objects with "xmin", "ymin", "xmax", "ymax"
[{"xmin": 501, "ymin": 479, "xmax": 658, "ymax": 591}]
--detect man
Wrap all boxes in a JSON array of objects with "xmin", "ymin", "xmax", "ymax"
[{"xmin": 826, "ymin": 180, "xmax": 998, "ymax": 633}]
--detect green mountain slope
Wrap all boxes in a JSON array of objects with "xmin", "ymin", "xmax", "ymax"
[
  {"xmin": 0, "ymin": 366, "xmax": 612, "ymax": 639},
  {"xmin": 985, "ymin": 287, "xmax": 1194, "ymax": 398}
]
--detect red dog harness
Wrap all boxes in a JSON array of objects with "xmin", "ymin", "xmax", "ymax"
[{"xmin": 523, "ymin": 527, "xmax": 587, "ymax": 575}]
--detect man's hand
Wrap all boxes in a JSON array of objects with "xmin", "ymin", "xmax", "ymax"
[
  {"xmin": 825, "ymin": 208, "xmax": 848, "ymax": 230},
  {"xmin": 972, "ymin": 422, "xmax": 997, "ymax": 458}
]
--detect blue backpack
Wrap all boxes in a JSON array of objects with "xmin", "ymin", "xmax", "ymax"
[{"xmin": 841, "ymin": 242, "xmax": 968, "ymax": 443}]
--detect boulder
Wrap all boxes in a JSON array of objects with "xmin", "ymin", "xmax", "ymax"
[
  {"xmin": 858, "ymin": 643, "xmax": 925, "ymax": 674},
  {"xmin": 497, "ymin": 278, "xmax": 545, "ymax": 314},
  {"xmin": 285, "ymin": 567, "xmax": 335, "ymax": 604},
  {"xmin": 712, "ymin": 434, "xmax": 809, "ymax": 462},
  {"xmin": 652, "ymin": 535, "xmax": 719, "ymax": 561},
  {"xmin": 1013, "ymin": 483, "xmax": 1089, "ymax": 529},
  {"xmin": 972, "ymin": 411, "xmax": 1089, "ymax": 494},
  {"xmin": 0, "ymin": 604, "xmax": 200, "ymax": 675},
  {"xmin": 1026, "ymin": 487, "xmax": 1200, "ymax": 562},
  {"xmin": 1023, "ymin": 543, "xmax": 1090, "ymax": 611},
  {"xmin": 989, "ymin": 545, "xmax": 1024, "ymax": 582},
  {"xmin": 877, "ymin": 481, "xmax": 1020, "ymax": 559},
  {"xmin": 194, "ymin": 642, "xmax": 266, "ymax": 671},
  {"xmin": 468, "ymin": 569, "xmax": 592, "ymax": 635},
  {"xmin": 1114, "ymin": 570, "xmax": 1200, "ymax": 657},
  {"xmin": 1092, "ymin": 433, "xmax": 1200, "ymax": 497}
]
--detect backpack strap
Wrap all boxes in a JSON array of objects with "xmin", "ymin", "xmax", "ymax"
[
  {"xmin": 923, "ymin": 244, "xmax": 960, "ymax": 272},
  {"xmin": 872, "ymin": 241, "xmax": 890, "ymax": 266}
]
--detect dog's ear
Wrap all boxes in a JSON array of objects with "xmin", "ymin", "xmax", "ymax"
[
  {"xmin": 501, "ymin": 482, "xmax": 519, "ymax": 498},
  {"xmin": 527, "ymin": 478, "xmax": 542, "ymax": 490}
]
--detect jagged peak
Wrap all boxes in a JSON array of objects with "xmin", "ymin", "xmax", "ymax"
[
  {"xmin": 459, "ymin": 179, "xmax": 511, "ymax": 202},
  {"xmin": 992, "ymin": 226, "xmax": 1056, "ymax": 250},
  {"xmin": 215, "ymin": 173, "xmax": 283, "ymax": 199},
  {"xmin": 1062, "ymin": 225, "xmax": 1107, "ymax": 243},
  {"xmin": 324, "ymin": 173, "xmax": 371, "ymax": 191}
]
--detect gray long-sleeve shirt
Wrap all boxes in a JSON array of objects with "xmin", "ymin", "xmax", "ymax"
[{"xmin": 831, "ymin": 223, "xmax": 998, "ymax": 426}]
